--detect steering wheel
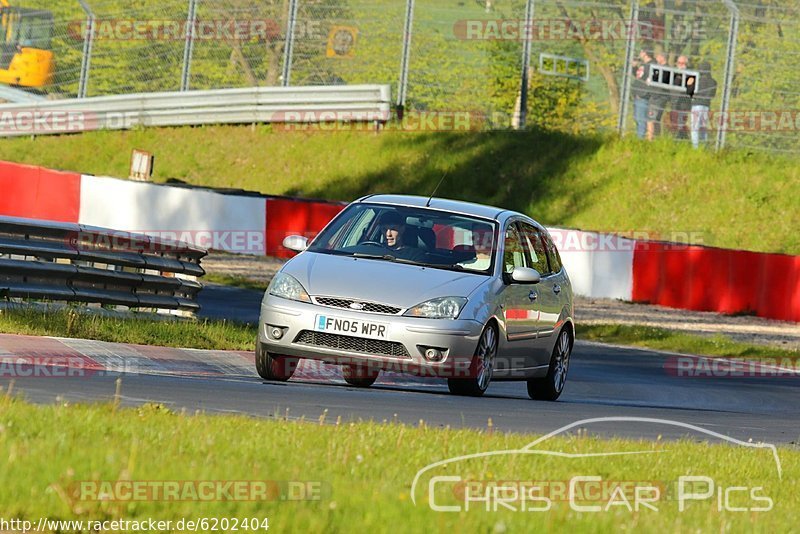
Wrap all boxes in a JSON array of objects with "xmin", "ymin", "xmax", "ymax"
[{"xmin": 359, "ymin": 241, "xmax": 385, "ymax": 247}]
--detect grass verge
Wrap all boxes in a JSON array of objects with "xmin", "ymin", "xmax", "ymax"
[
  {"xmin": 0, "ymin": 126, "xmax": 797, "ymax": 255},
  {"xmin": 203, "ymin": 273, "xmax": 270, "ymax": 292},
  {"xmin": 1, "ymin": 308, "xmax": 793, "ymax": 362},
  {"xmin": 0, "ymin": 307, "xmax": 256, "ymax": 351},
  {"xmin": 0, "ymin": 396, "xmax": 796, "ymax": 532},
  {"xmin": 577, "ymin": 323, "xmax": 800, "ymax": 361}
]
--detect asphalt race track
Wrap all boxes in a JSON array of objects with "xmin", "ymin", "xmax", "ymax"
[
  {"xmin": 2, "ymin": 307, "xmax": 798, "ymax": 445},
  {"xmin": 1, "ymin": 287, "xmax": 797, "ymax": 445}
]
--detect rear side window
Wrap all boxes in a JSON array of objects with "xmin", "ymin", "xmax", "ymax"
[
  {"xmin": 518, "ymin": 223, "xmax": 550, "ymax": 275},
  {"xmin": 543, "ymin": 231, "xmax": 563, "ymax": 273}
]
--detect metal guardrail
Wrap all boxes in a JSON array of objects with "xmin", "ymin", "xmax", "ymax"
[
  {"xmin": 0, "ymin": 217, "xmax": 206, "ymax": 315},
  {"xmin": 0, "ymin": 86, "xmax": 47, "ymax": 104},
  {"xmin": 0, "ymin": 85, "xmax": 392, "ymax": 137}
]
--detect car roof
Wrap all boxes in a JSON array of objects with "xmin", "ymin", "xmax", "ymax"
[{"xmin": 356, "ymin": 194, "xmax": 517, "ymax": 221}]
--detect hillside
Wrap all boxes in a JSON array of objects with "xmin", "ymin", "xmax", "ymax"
[{"xmin": 0, "ymin": 125, "xmax": 797, "ymax": 255}]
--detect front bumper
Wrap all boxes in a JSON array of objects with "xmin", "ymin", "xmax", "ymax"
[{"xmin": 258, "ymin": 294, "xmax": 484, "ymax": 376}]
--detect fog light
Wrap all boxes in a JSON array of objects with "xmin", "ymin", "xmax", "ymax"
[
  {"xmin": 424, "ymin": 348, "xmax": 444, "ymax": 362},
  {"xmin": 269, "ymin": 326, "xmax": 284, "ymax": 340}
]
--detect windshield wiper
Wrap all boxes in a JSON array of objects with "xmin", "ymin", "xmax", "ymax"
[
  {"xmin": 310, "ymin": 249, "xmax": 354, "ymax": 257},
  {"xmin": 352, "ymin": 252, "xmax": 398, "ymax": 261},
  {"xmin": 389, "ymin": 257, "xmax": 462, "ymax": 270},
  {"xmin": 352, "ymin": 252, "xmax": 471, "ymax": 272}
]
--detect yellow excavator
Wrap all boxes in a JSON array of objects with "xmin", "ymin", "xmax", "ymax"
[{"xmin": 0, "ymin": 0, "xmax": 53, "ymax": 88}]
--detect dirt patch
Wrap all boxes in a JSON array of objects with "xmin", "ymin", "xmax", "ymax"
[
  {"xmin": 201, "ymin": 252, "xmax": 285, "ymax": 284},
  {"xmin": 576, "ymin": 296, "xmax": 799, "ymax": 351}
]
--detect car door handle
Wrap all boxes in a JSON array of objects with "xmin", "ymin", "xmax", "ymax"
[
  {"xmin": 553, "ymin": 284, "xmax": 561, "ymax": 294},
  {"xmin": 528, "ymin": 290, "xmax": 538, "ymax": 301}
]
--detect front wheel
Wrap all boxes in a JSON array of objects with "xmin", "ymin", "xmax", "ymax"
[
  {"xmin": 527, "ymin": 328, "xmax": 572, "ymax": 401},
  {"xmin": 448, "ymin": 323, "xmax": 497, "ymax": 397},
  {"xmin": 255, "ymin": 340, "xmax": 298, "ymax": 381}
]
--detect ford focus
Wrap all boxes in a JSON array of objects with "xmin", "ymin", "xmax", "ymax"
[{"xmin": 257, "ymin": 195, "xmax": 574, "ymax": 399}]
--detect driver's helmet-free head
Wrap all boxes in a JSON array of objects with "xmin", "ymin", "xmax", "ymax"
[{"xmin": 378, "ymin": 211, "xmax": 405, "ymax": 229}]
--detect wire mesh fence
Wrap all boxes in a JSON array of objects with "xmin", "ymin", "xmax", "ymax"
[{"xmin": 2, "ymin": 0, "xmax": 799, "ymax": 153}]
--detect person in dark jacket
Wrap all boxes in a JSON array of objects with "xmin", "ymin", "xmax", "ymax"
[
  {"xmin": 632, "ymin": 50, "xmax": 653, "ymax": 139},
  {"xmin": 646, "ymin": 51, "xmax": 669, "ymax": 140},
  {"xmin": 688, "ymin": 61, "xmax": 717, "ymax": 148},
  {"xmin": 672, "ymin": 55, "xmax": 692, "ymax": 139}
]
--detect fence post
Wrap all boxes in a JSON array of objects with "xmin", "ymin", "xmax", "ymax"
[
  {"xmin": 181, "ymin": 0, "xmax": 198, "ymax": 91},
  {"xmin": 515, "ymin": 0, "xmax": 535, "ymax": 130},
  {"xmin": 281, "ymin": 0, "xmax": 300, "ymax": 86},
  {"xmin": 396, "ymin": 0, "xmax": 415, "ymax": 117},
  {"xmin": 617, "ymin": 0, "xmax": 638, "ymax": 135},
  {"xmin": 717, "ymin": 0, "xmax": 739, "ymax": 151},
  {"xmin": 77, "ymin": 0, "xmax": 95, "ymax": 99}
]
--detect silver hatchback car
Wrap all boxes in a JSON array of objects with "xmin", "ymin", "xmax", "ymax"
[{"xmin": 257, "ymin": 195, "xmax": 574, "ymax": 400}]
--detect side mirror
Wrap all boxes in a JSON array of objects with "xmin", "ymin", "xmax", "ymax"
[
  {"xmin": 282, "ymin": 235, "xmax": 308, "ymax": 253},
  {"xmin": 510, "ymin": 266, "xmax": 541, "ymax": 284}
]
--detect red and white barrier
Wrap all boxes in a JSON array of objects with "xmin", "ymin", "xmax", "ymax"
[
  {"xmin": 0, "ymin": 159, "xmax": 797, "ymax": 322},
  {"xmin": 0, "ymin": 161, "xmax": 81, "ymax": 222},
  {"xmin": 633, "ymin": 241, "xmax": 800, "ymax": 322},
  {"xmin": 79, "ymin": 175, "xmax": 268, "ymax": 254},
  {"xmin": 265, "ymin": 197, "xmax": 346, "ymax": 259},
  {"xmin": 548, "ymin": 228, "xmax": 634, "ymax": 301}
]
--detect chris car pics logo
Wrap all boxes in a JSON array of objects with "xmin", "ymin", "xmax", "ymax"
[{"xmin": 411, "ymin": 417, "xmax": 780, "ymax": 513}]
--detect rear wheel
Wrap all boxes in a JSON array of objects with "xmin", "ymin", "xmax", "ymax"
[
  {"xmin": 448, "ymin": 323, "xmax": 497, "ymax": 397},
  {"xmin": 342, "ymin": 364, "xmax": 379, "ymax": 387},
  {"xmin": 527, "ymin": 328, "xmax": 572, "ymax": 401},
  {"xmin": 255, "ymin": 340, "xmax": 298, "ymax": 381}
]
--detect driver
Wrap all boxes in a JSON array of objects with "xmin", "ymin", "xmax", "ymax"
[
  {"xmin": 380, "ymin": 211, "xmax": 407, "ymax": 250},
  {"xmin": 377, "ymin": 211, "xmax": 426, "ymax": 261}
]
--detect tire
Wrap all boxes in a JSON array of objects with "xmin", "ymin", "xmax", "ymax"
[
  {"xmin": 255, "ymin": 339, "xmax": 298, "ymax": 381},
  {"xmin": 527, "ymin": 328, "xmax": 572, "ymax": 401},
  {"xmin": 342, "ymin": 364, "xmax": 379, "ymax": 387},
  {"xmin": 447, "ymin": 323, "xmax": 498, "ymax": 397}
]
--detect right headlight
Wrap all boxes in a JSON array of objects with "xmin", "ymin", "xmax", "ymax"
[
  {"xmin": 404, "ymin": 297, "xmax": 467, "ymax": 319},
  {"xmin": 267, "ymin": 272, "xmax": 311, "ymax": 303}
]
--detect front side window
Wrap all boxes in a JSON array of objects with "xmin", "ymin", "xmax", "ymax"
[
  {"xmin": 308, "ymin": 203, "xmax": 498, "ymax": 275},
  {"xmin": 503, "ymin": 223, "xmax": 528, "ymax": 274}
]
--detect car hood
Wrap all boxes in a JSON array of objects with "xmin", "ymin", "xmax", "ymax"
[{"xmin": 282, "ymin": 252, "xmax": 488, "ymax": 309}]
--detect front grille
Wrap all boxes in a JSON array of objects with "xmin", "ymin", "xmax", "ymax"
[
  {"xmin": 295, "ymin": 330, "xmax": 411, "ymax": 359},
  {"xmin": 314, "ymin": 296, "xmax": 401, "ymax": 315}
]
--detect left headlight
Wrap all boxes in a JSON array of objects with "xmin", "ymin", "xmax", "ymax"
[
  {"xmin": 267, "ymin": 272, "xmax": 311, "ymax": 303},
  {"xmin": 404, "ymin": 297, "xmax": 467, "ymax": 319}
]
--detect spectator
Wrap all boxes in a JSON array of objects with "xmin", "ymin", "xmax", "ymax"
[
  {"xmin": 688, "ymin": 61, "xmax": 717, "ymax": 148},
  {"xmin": 646, "ymin": 51, "xmax": 669, "ymax": 140},
  {"xmin": 631, "ymin": 50, "xmax": 653, "ymax": 139},
  {"xmin": 672, "ymin": 55, "xmax": 692, "ymax": 140}
]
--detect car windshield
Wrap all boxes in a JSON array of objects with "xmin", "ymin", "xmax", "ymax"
[{"xmin": 308, "ymin": 203, "xmax": 498, "ymax": 274}]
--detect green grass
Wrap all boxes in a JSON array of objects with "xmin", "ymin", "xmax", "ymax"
[
  {"xmin": 1, "ymin": 307, "xmax": 794, "ymax": 366},
  {"xmin": 577, "ymin": 323, "xmax": 800, "ymax": 361},
  {"xmin": 0, "ymin": 126, "xmax": 798, "ymax": 254},
  {"xmin": 0, "ymin": 396, "xmax": 797, "ymax": 532},
  {"xmin": 203, "ymin": 273, "xmax": 270, "ymax": 292},
  {"xmin": 0, "ymin": 308, "xmax": 256, "ymax": 351}
]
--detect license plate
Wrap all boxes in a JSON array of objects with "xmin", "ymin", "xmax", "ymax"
[{"xmin": 315, "ymin": 314, "xmax": 389, "ymax": 340}]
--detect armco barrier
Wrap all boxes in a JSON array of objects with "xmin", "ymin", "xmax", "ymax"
[
  {"xmin": 0, "ymin": 85, "xmax": 392, "ymax": 137},
  {"xmin": 0, "ymin": 216, "xmax": 206, "ymax": 315}
]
